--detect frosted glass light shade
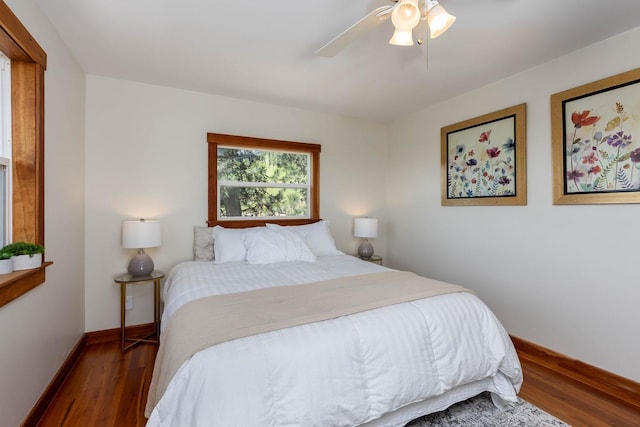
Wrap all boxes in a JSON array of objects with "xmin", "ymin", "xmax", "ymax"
[
  {"xmin": 122, "ymin": 219, "xmax": 161, "ymax": 249},
  {"xmin": 354, "ymin": 218, "xmax": 378, "ymax": 238},
  {"xmin": 427, "ymin": 1, "xmax": 456, "ymax": 38},
  {"xmin": 391, "ymin": 0, "xmax": 420, "ymax": 31},
  {"xmin": 389, "ymin": 28, "xmax": 414, "ymax": 46}
]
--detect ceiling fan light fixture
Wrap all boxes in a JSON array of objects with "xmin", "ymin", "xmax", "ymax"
[
  {"xmin": 389, "ymin": 0, "xmax": 420, "ymax": 46},
  {"xmin": 391, "ymin": 0, "xmax": 421, "ymax": 31},
  {"xmin": 426, "ymin": 1, "xmax": 456, "ymax": 38},
  {"xmin": 389, "ymin": 28, "xmax": 414, "ymax": 46},
  {"xmin": 314, "ymin": 0, "xmax": 457, "ymax": 57}
]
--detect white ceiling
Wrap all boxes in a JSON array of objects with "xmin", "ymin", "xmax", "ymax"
[{"xmin": 35, "ymin": 0, "xmax": 640, "ymax": 123}]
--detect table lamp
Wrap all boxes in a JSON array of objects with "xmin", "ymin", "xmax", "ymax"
[
  {"xmin": 122, "ymin": 218, "xmax": 161, "ymax": 277},
  {"xmin": 354, "ymin": 217, "xmax": 378, "ymax": 259}
]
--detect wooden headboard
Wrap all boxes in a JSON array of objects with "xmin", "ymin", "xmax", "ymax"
[{"xmin": 207, "ymin": 133, "xmax": 321, "ymax": 228}]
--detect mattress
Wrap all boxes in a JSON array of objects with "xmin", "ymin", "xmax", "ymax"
[{"xmin": 147, "ymin": 255, "xmax": 522, "ymax": 426}]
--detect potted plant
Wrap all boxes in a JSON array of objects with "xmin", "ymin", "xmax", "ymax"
[
  {"xmin": 1, "ymin": 241, "xmax": 44, "ymax": 271},
  {"xmin": 0, "ymin": 246, "xmax": 13, "ymax": 274}
]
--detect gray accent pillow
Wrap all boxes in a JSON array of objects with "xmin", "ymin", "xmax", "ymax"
[{"xmin": 193, "ymin": 226, "xmax": 214, "ymax": 261}]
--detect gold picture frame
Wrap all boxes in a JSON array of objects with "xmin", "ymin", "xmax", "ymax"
[
  {"xmin": 551, "ymin": 67, "xmax": 640, "ymax": 205},
  {"xmin": 441, "ymin": 103, "xmax": 527, "ymax": 206}
]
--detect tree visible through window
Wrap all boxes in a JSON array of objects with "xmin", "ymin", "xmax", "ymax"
[
  {"xmin": 218, "ymin": 147, "xmax": 310, "ymax": 218},
  {"xmin": 207, "ymin": 133, "xmax": 321, "ymax": 227}
]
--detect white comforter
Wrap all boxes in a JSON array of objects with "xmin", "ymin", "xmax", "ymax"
[{"xmin": 147, "ymin": 255, "xmax": 522, "ymax": 427}]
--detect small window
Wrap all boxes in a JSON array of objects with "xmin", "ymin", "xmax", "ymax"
[
  {"xmin": 218, "ymin": 146, "xmax": 310, "ymax": 219},
  {"xmin": 0, "ymin": 51, "xmax": 11, "ymax": 246},
  {"xmin": 207, "ymin": 133, "xmax": 321, "ymax": 227},
  {"xmin": 0, "ymin": 0, "xmax": 49, "ymax": 309}
]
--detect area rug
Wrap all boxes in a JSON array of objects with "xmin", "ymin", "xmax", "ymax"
[{"xmin": 406, "ymin": 392, "xmax": 569, "ymax": 426}]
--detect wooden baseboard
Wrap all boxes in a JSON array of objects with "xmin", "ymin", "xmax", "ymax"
[
  {"xmin": 511, "ymin": 335, "xmax": 640, "ymax": 412},
  {"xmin": 85, "ymin": 323, "xmax": 156, "ymax": 345},
  {"xmin": 21, "ymin": 334, "xmax": 87, "ymax": 427}
]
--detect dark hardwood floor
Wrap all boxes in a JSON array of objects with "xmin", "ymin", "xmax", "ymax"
[
  {"xmin": 35, "ymin": 341, "xmax": 156, "ymax": 427},
  {"xmin": 519, "ymin": 360, "xmax": 640, "ymax": 426},
  {"xmin": 34, "ymin": 340, "xmax": 640, "ymax": 427}
]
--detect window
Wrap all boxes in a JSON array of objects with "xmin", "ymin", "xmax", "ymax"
[
  {"xmin": 0, "ymin": 0, "xmax": 49, "ymax": 308},
  {"xmin": 207, "ymin": 133, "xmax": 320, "ymax": 227},
  {"xmin": 0, "ymin": 161, "xmax": 9, "ymax": 246},
  {"xmin": 218, "ymin": 146, "xmax": 310, "ymax": 219},
  {"xmin": 0, "ymin": 51, "xmax": 11, "ymax": 246}
]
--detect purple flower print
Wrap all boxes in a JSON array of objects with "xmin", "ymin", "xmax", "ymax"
[{"xmin": 606, "ymin": 131, "xmax": 632, "ymax": 148}]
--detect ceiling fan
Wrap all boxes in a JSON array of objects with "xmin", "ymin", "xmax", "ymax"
[{"xmin": 315, "ymin": 0, "xmax": 456, "ymax": 57}]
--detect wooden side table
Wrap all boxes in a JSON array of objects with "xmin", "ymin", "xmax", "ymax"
[
  {"xmin": 358, "ymin": 255, "xmax": 382, "ymax": 265},
  {"xmin": 113, "ymin": 271, "xmax": 164, "ymax": 352}
]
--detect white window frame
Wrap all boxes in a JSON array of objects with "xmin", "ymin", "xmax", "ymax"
[{"xmin": 0, "ymin": 51, "xmax": 11, "ymax": 245}]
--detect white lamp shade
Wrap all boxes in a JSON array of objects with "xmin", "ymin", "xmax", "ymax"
[
  {"xmin": 427, "ymin": 1, "xmax": 456, "ymax": 38},
  {"xmin": 391, "ymin": 0, "xmax": 421, "ymax": 31},
  {"xmin": 354, "ymin": 218, "xmax": 378, "ymax": 239},
  {"xmin": 122, "ymin": 219, "xmax": 161, "ymax": 249},
  {"xmin": 389, "ymin": 28, "xmax": 414, "ymax": 46}
]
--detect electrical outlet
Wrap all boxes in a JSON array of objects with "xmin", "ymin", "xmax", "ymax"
[{"xmin": 125, "ymin": 295, "xmax": 134, "ymax": 310}]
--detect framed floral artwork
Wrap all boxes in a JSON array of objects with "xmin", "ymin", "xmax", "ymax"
[
  {"xmin": 441, "ymin": 103, "xmax": 527, "ymax": 206},
  {"xmin": 551, "ymin": 67, "xmax": 640, "ymax": 204}
]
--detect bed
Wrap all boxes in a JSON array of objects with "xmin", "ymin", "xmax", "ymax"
[{"xmin": 144, "ymin": 221, "xmax": 522, "ymax": 426}]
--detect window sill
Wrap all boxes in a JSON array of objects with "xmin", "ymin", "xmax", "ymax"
[
  {"xmin": 207, "ymin": 218, "xmax": 320, "ymax": 228},
  {"xmin": 0, "ymin": 261, "xmax": 53, "ymax": 308}
]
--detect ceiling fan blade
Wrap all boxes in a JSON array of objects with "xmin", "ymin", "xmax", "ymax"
[{"xmin": 315, "ymin": 6, "xmax": 393, "ymax": 57}]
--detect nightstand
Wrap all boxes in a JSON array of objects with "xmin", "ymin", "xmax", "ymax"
[
  {"xmin": 113, "ymin": 271, "xmax": 164, "ymax": 352},
  {"xmin": 358, "ymin": 255, "xmax": 382, "ymax": 265}
]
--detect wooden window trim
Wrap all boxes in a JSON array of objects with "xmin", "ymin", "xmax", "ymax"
[
  {"xmin": 0, "ymin": 1, "xmax": 49, "ymax": 308},
  {"xmin": 207, "ymin": 133, "xmax": 321, "ymax": 228}
]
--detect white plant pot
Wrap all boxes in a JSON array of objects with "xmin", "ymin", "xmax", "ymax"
[
  {"xmin": 12, "ymin": 253, "xmax": 42, "ymax": 271},
  {"xmin": 0, "ymin": 258, "xmax": 13, "ymax": 274}
]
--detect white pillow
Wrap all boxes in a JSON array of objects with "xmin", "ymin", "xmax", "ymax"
[
  {"xmin": 245, "ymin": 227, "xmax": 316, "ymax": 264},
  {"xmin": 266, "ymin": 220, "xmax": 342, "ymax": 256},
  {"xmin": 212, "ymin": 226, "xmax": 251, "ymax": 264}
]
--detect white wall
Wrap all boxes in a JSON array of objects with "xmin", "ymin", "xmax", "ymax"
[
  {"xmin": 84, "ymin": 76, "xmax": 389, "ymax": 331},
  {"xmin": 0, "ymin": 1, "xmax": 86, "ymax": 426},
  {"xmin": 5, "ymin": 6, "xmax": 637, "ymax": 424},
  {"xmin": 387, "ymin": 27, "xmax": 640, "ymax": 382}
]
